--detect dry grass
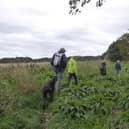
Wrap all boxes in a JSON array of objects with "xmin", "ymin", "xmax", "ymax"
[
  {"xmin": 0, "ymin": 62, "xmax": 50, "ymax": 95},
  {"xmin": 0, "ymin": 62, "xmax": 49, "ymax": 68},
  {"xmin": 0, "ymin": 60, "xmax": 108, "ymax": 94},
  {"xmin": 77, "ymin": 60, "xmax": 111, "ymax": 74}
]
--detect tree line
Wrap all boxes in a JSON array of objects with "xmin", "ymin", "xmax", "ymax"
[{"xmin": 0, "ymin": 56, "xmax": 101, "ymax": 63}]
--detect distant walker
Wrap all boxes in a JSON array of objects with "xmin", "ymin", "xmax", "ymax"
[
  {"xmin": 115, "ymin": 60, "xmax": 121, "ymax": 75},
  {"xmin": 100, "ymin": 60, "xmax": 107, "ymax": 76}
]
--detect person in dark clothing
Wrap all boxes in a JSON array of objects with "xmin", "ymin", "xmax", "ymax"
[
  {"xmin": 100, "ymin": 61, "xmax": 106, "ymax": 76},
  {"xmin": 51, "ymin": 48, "xmax": 67, "ymax": 93},
  {"xmin": 115, "ymin": 60, "xmax": 121, "ymax": 75}
]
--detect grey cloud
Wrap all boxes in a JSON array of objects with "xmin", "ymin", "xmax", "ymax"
[
  {"xmin": 0, "ymin": 22, "xmax": 31, "ymax": 34},
  {"xmin": 21, "ymin": 8, "xmax": 48, "ymax": 16},
  {"xmin": 55, "ymin": 27, "xmax": 110, "ymax": 48},
  {"xmin": 56, "ymin": 28, "xmax": 90, "ymax": 42},
  {"xmin": 0, "ymin": 0, "xmax": 129, "ymax": 58},
  {"xmin": 0, "ymin": 38, "xmax": 58, "ymax": 58}
]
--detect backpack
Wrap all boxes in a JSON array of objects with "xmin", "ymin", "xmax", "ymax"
[{"xmin": 53, "ymin": 53, "xmax": 63, "ymax": 66}]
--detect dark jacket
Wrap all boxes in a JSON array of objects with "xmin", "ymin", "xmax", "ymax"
[
  {"xmin": 100, "ymin": 62, "xmax": 106, "ymax": 75},
  {"xmin": 115, "ymin": 63, "xmax": 121, "ymax": 71},
  {"xmin": 51, "ymin": 53, "xmax": 67, "ymax": 73}
]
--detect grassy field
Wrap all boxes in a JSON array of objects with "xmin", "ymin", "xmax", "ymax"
[
  {"xmin": 0, "ymin": 61, "xmax": 129, "ymax": 129},
  {"xmin": 0, "ymin": 62, "xmax": 53, "ymax": 129}
]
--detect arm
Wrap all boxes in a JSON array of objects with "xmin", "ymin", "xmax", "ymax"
[
  {"xmin": 61, "ymin": 54, "xmax": 67, "ymax": 69},
  {"xmin": 51, "ymin": 54, "xmax": 55, "ymax": 66},
  {"xmin": 119, "ymin": 64, "xmax": 121, "ymax": 70}
]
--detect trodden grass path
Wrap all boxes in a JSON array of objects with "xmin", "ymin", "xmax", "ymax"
[{"xmin": 43, "ymin": 112, "xmax": 50, "ymax": 129}]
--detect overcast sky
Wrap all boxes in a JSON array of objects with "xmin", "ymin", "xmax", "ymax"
[{"xmin": 0, "ymin": 0, "xmax": 129, "ymax": 58}]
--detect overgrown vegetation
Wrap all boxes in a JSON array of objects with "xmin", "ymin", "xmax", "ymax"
[
  {"xmin": 1, "ymin": 61, "xmax": 129, "ymax": 129},
  {"xmin": 48, "ymin": 62, "xmax": 129, "ymax": 129},
  {"xmin": 0, "ymin": 63, "xmax": 54, "ymax": 129}
]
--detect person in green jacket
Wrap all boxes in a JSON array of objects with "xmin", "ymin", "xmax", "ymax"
[{"xmin": 67, "ymin": 57, "xmax": 78, "ymax": 86}]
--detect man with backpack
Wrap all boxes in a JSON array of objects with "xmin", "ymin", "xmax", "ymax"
[{"xmin": 51, "ymin": 48, "xmax": 67, "ymax": 94}]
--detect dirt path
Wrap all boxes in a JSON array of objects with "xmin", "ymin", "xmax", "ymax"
[{"xmin": 42, "ymin": 109, "xmax": 51, "ymax": 129}]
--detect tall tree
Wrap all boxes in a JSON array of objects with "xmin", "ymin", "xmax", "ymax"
[{"xmin": 104, "ymin": 33, "xmax": 129, "ymax": 61}]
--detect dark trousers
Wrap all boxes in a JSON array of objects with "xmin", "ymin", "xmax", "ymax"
[{"xmin": 67, "ymin": 73, "xmax": 78, "ymax": 86}]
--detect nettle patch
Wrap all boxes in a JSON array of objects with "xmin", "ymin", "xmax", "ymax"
[
  {"xmin": 49, "ymin": 73, "xmax": 129, "ymax": 129},
  {"xmin": 54, "ymin": 85, "xmax": 116, "ymax": 119}
]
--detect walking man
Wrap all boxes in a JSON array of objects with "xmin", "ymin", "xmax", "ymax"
[
  {"xmin": 100, "ymin": 60, "xmax": 107, "ymax": 76},
  {"xmin": 115, "ymin": 60, "xmax": 121, "ymax": 75},
  {"xmin": 67, "ymin": 57, "xmax": 78, "ymax": 86},
  {"xmin": 51, "ymin": 48, "xmax": 67, "ymax": 93}
]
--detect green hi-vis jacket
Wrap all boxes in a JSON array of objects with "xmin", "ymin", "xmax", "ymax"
[{"xmin": 67, "ymin": 58, "xmax": 77, "ymax": 74}]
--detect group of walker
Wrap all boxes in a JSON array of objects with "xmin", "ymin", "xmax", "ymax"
[
  {"xmin": 51, "ymin": 48, "xmax": 78, "ymax": 94},
  {"xmin": 99, "ymin": 60, "xmax": 122, "ymax": 76},
  {"xmin": 51, "ymin": 48, "xmax": 122, "ymax": 94}
]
